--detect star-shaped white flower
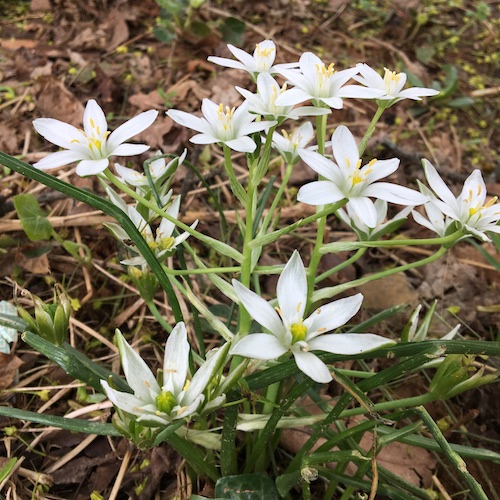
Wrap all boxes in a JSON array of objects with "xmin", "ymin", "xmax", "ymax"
[
  {"xmin": 354, "ymin": 64, "xmax": 439, "ymax": 105},
  {"xmin": 275, "ymin": 52, "xmax": 384, "ymax": 109},
  {"xmin": 297, "ymin": 125, "xmax": 427, "ymax": 227},
  {"xmin": 231, "ymin": 251, "xmax": 394, "ymax": 383},
  {"xmin": 271, "ymin": 121, "xmax": 315, "ymax": 164},
  {"xmin": 101, "ymin": 323, "xmax": 228, "ymax": 426},
  {"xmin": 115, "ymin": 150, "xmax": 187, "ymax": 188},
  {"xmin": 420, "ymin": 159, "xmax": 500, "ymax": 241},
  {"xmin": 33, "ymin": 99, "xmax": 158, "ymax": 176},
  {"xmin": 106, "ymin": 196, "xmax": 198, "ymax": 267},
  {"xmin": 167, "ymin": 99, "xmax": 276, "ymax": 153},
  {"xmin": 337, "ymin": 199, "xmax": 412, "ymax": 241},
  {"xmin": 236, "ymin": 73, "xmax": 329, "ymax": 122},
  {"xmin": 207, "ymin": 40, "xmax": 298, "ymax": 78}
]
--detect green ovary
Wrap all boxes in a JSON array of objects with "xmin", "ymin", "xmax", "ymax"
[
  {"xmin": 156, "ymin": 391, "xmax": 177, "ymax": 414},
  {"xmin": 290, "ymin": 322, "xmax": 307, "ymax": 343}
]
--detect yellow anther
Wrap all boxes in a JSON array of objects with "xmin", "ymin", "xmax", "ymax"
[
  {"xmin": 70, "ymin": 139, "xmax": 80, "ymax": 144},
  {"xmin": 465, "ymin": 189, "xmax": 474, "ymax": 204},
  {"xmin": 295, "ymin": 302, "xmax": 302, "ymax": 313},
  {"xmin": 144, "ymin": 380, "xmax": 151, "ymax": 388},
  {"xmin": 281, "ymin": 129, "xmax": 290, "ymax": 140},
  {"xmin": 485, "ymin": 196, "xmax": 498, "ymax": 208},
  {"xmin": 355, "ymin": 159, "xmax": 362, "ymax": 170},
  {"xmin": 183, "ymin": 380, "xmax": 191, "ymax": 392},
  {"xmin": 346, "ymin": 157, "xmax": 351, "ymax": 168},
  {"xmin": 256, "ymin": 44, "xmax": 275, "ymax": 58},
  {"xmin": 90, "ymin": 118, "xmax": 95, "ymax": 128},
  {"xmin": 477, "ymin": 184, "xmax": 482, "ymax": 196},
  {"xmin": 352, "ymin": 172, "xmax": 363, "ymax": 185},
  {"xmin": 96, "ymin": 126, "xmax": 101, "ymax": 135},
  {"xmin": 158, "ymin": 236, "xmax": 175, "ymax": 251},
  {"xmin": 367, "ymin": 158, "xmax": 378, "ymax": 167}
]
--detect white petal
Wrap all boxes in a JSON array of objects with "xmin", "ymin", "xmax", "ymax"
[
  {"xmin": 331, "ymin": 126, "xmax": 359, "ymax": 172},
  {"xmin": 232, "ymin": 280, "xmax": 286, "ymax": 338},
  {"xmin": 275, "ymin": 88, "xmax": 313, "ymax": 107},
  {"xmin": 363, "ymin": 183, "xmax": 428, "ymax": 205},
  {"xmin": 33, "ymin": 150, "xmax": 85, "ymax": 170},
  {"xmin": 190, "ymin": 133, "xmax": 219, "ymax": 145},
  {"xmin": 230, "ymin": 334, "xmax": 288, "ymax": 359},
  {"xmin": 277, "ymin": 251, "xmax": 307, "ymax": 324},
  {"xmin": 423, "ymin": 160, "xmax": 457, "ymax": 206},
  {"xmin": 207, "ymin": 56, "xmax": 246, "ymax": 71},
  {"xmin": 347, "ymin": 197, "xmax": 378, "ymax": 228},
  {"xmin": 101, "ymin": 380, "xmax": 148, "ymax": 415},
  {"xmin": 309, "ymin": 333, "xmax": 395, "ymax": 354},
  {"xmin": 115, "ymin": 330, "xmax": 160, "ymax": 402},
  {"xmin": 364, "ymin": 158, "xmax": 399, "ymax": 183},
  {"xmin": 83, "ymin": 100, "xmax": 108, "ymax": 138},
  {"xmin": 33, "ymin": 118, "xmax": 85, "ymax": 150},
  {"xmin": 299, "ymin": 149, "xmax": 342, "ymax": 184},
  {"xmin": 227, "ymin": 44, "xmax": 257, "ymax": 71},
  {"xmin": 336, "ymin": 85, "xmax": 386, "ymax": 99},
  {"xmin": 304, "ymin": 294, "xmax": 363, "ymax": 339},
  {"xmin": 111, "ymin": 143, "xmax": 150, "ymax": 157},
  {"xmin": 75, "ymin": 158, "xmax": 109, "ymax": 176},
  {"xmin": 167, "ymin": 109, "xmax": 211, "ymax": 134},
  {"xmin": 183, "ymin": 345, "xmax": 227, "ymax": 406},
  {"xmin": 398, "ymin": 88, "xmax": 439, "ymax": 99},
  {"xmin": 163, "ymin": 322, "xmax": 190, "ymax": 395},
  {"xmin": 297, "ymin": 181, "xmax": 346, "ymax": 205},
  {"xmin": 293, "ymin": 351, "xmax": 332, "ymax": 383},
  {"xmin": 107, "ymin": 110, "xmax": 158, "ymax": 150},
  {"xmin": 224, "ymin": 137, "xmax": 257, "ymax": 153},
  {"xmin": 318, "ymin": 96, "xmax": 344, "ymax": 109}
]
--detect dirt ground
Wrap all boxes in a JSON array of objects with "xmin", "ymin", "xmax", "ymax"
[{"xmin": 0, "ymin": 0, "xmax": 499, "ymax": 498}]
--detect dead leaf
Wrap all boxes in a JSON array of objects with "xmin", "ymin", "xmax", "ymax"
[
  {"xmin": 33, "ymin": 76, "xmax": 84, "ymax": 127},
  {"xmin": 15, "ymin": 250, "xmax": 50, "ymax": 275},
  {"xmin": 357, "ymin": 272, "xmax": 419, "ymax": 311},
  {"xmin": 129, "ymin": 90, "xmax": 165, "ymax": 111},
  {"xmin": 30, "ymin": 0, "xmax": 51, "ymax": 10},
  {"xmin": 0, "ymin": 353, "xmax": 23, "ymax": 389},
  {"xmin": 101, "ymin": 9, "xmax": 129, "ymax": 51}
]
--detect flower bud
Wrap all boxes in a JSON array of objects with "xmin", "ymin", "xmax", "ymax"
[{"xmin": 128, "ymin": 267, "xmax": 159, "ymax": 302}]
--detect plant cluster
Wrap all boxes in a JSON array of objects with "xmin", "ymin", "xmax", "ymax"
[{"xmin": 1, "ymin": 39, "xmax": 499, "ymax": 499}]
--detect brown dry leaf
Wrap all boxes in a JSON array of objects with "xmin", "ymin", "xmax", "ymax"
[
  {"xmin": 358, "ymin": 272, "xmax": 419, "ymax": 311},
  {"xmin": 129, "ymin": 89, "xmax": 165, "ymax": 111},
  {"xmin": 30, "ymin": 0, "xmax": 51, "ymax": 10},
  {"xmin": 0, "ymin": 353, "xmax": 23, "ymax": 389},
  {"xmin": 15, "ymin": 250, "xmax": 50, "ymax": 275},
  {"xmin": 33, "ymin": 76, "xmax": 84, "ymax": 127},
  {"xmin": 135, "ymin": 115, "xmax": 176, "ymax": 150},
  {"xmin": 0, "ymin": 121, "xmax": 20, "ymax": 154},
  {"xmin": 101, "ymin": 9, "xmax": 130, "ymax": 51}
]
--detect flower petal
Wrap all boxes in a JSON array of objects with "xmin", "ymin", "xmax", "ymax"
[
  {"xmin": 83, "ymin": 99, "xmax": 107, "ymax": 138},
  {"xmin": 230, "ymin": 333, "xmax": 288, "ymax": 359},
  {"xmin": 101, "ymin": 380, "xmax": 148, "ymax": 415},
  {"xmin": 112, "ymin": 143, "xmax": 150, "ymax": 157},
  {"xmin": 277, "ymin": 251, "xmax": 307, "ymax": 324},
  {"xmin": 167, "ymin": 109, "xmax": 211, "ymax": 134},
  {"xmin": 293, "ymin": 350, "xmax": 332, "ymax": 383},
  {"xmin": 115, "ymin": 330, "xmax": 160, "ymax": 402},
  {"xmin": 75, "ymin": 158, "xmax": 110, "ymax": 176},
  {"xmin": 331, "ymin": 125, "xmax": 359, "ymax": 172},
  {"xmin": 163, "ymin": 322, "xmax": 190, "ymax": 395},
  {"xmin": 33, "ymin": 118, "xmax": 86, "ymax": 150},
  {"xmin": 304, "ymin": 294, "xmax": 363, "ymax": 339},
  {"xmin": 33, "ymin": 150, "xmax": 85, "ymax": 170},
  {"xmin": 297, "ymin": 181, "xmax": 346, "ymax": 205},
  {"xmin": 422, "ymin": 160, "xmax": 457, "ymax": 207},
  {"xmin": 232, "ymin": 280, "xmax": 286, "ymax": 338},
  {"xmin": 308, "ymin": 333, "xmax": 395, "ymax": 354},
  {"xmin": 107, "ymin": 110, "xmax": 158, "ymax": 151}
]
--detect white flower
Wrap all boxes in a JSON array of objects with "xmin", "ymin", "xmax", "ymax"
[
  {"xmin": 207, "ymin": 40, "xmax": 298, "ymax": 77},
  {"xmin": 354, "ymin": 64, "xmax": 439, "ymax": 105},
  {"xmin": 115, "ymin": 150, "xmax": 187, "ymax": 187},
  {"xmin": 275, "ymin": 52, "xmax": 384, "ymax": 109},
  {"xmin": 236, "ymin": 73, "xmax": 329, "ymax": 122},
  {"xmin": 420, "ymin": 159, "xmax": 500, "ymax": 241},
  {"xmin": 123, "ymin": 198, "xmax": 198, "ymax": 266},
  {"xmin": 33, "ymin": 99, "xmax": 158, "ymax": 176},
  {"xmin": 231, "ymin": 251, "xmax": 394, "ymax": 383},
  {"xmin": 337, "ymin": 199, "xmax": 412, "ymax": 240},
  {"xmin": 101, "ymin": 323, "xmax": 228, "ymax": 426},
  {"xmin": 297, "ymin": 125, "xmax": 427, "ymax": 227},
  {"xmin": 167, "ymin": 99, "xmax": 276, "ymax": 153},
  {"xmin": 412, "ymin": 184, "xmax": 454, "ymax": 237},
  {"xmin": 271, "ymin": 122, "xmax": 315, "ymax": 164}
]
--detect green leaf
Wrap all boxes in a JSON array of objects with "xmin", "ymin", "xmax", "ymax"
[
  {"xmin": 415, "ymin": 46, "xmax": 435, "ymax": 65},
  {"xmin": 0, "ymin": 457, "xmax": 18, "ymax": 482},
  {"xmin": 13, "ymin": 193, "xmax": 53, "ymax": 241},
  {"xmin": 220, "ymin": 18, "xmax": 246, "ymax": 46},
  {"xmin": 215, "ymin": 473, "xmax": 279, "ymax": 499},
  {"xmin": 448, "ymin": 96, "xmax": 475, "ymax": 108}
]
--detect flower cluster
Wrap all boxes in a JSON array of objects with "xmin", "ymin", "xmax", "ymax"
[{"xmin": 29, "ymin": 38, "xmax": 500, "ymax": 444}]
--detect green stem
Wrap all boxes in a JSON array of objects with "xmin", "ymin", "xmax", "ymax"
[
  {"xmin": 315, "ymin": 247, "xmax": 367, "ymax": 284},
  {"xmin": 313, "ymin": 245, "xmax": 448, "ymax": 302},
  {"xmin": 307, "ymin": 213, "xmax": 327, "ymax": 309},
  {"xmin": 260, "ymin": 162, "xmax": 295, "ymax": 235},
  {"xmin": 145, "ymin": 300, "xmax": 172, "ymax": 333},
  {"xmin": 103, "ymin": 169, "xmax": 242, "ymax": 262},
  {"xmin": 358, "ymin": 105, "xmax": 385, "ymax": 156},
  {"xmin": 320, "ymin": 229, "xmax": 463, "ymax": 253},
  {"xmin": 316, "ymin": 113, "xmax": 328, "ymax": 155},
  {"xmin": 223, "ymin": 144, "xmax": 247, "ymax": 204}
]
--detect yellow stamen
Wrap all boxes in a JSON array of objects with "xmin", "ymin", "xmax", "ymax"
[
  {"xmin": 90, "ymin": 118, "xmax": 95, "ymax": 128},
  {"xmin": 295, "ymin": 302, "xmax": 302, "ymax": 313},
  {"xmin": 256, "ymin": 44, "xmax": 275, "ymax": 58}
]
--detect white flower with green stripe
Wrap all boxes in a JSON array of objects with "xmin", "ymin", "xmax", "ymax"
[
  {"xmin": 101, "ymin": 323, "xmax": 228, "ymax": 426},
  {"xmin": 231, "ymin": 251, "xmax": 394, "ymax": 383}
]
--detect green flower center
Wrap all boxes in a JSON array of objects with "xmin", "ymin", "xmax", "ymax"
[
  {"xmin": 290, "ymin": 322, "xmax": 307, "ymax": 343},
  {"xmin": 155, "ymin": 390, "xmax": 177, "ymax": 414}
]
